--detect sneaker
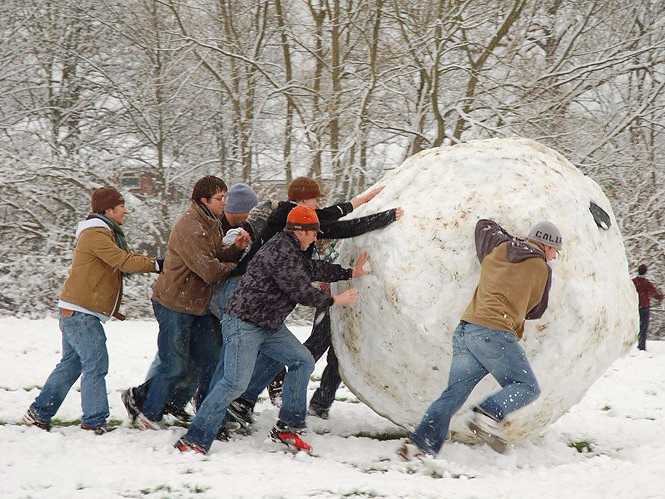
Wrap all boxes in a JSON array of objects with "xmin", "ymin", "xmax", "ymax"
[
  {"xmin": 121, "ymin": 388, "xmax": 139, "ymax": 423},
  {"xmin": 81, "ymin": 423, "xmax": 116, "ymax": 435},
  {"xmin": 226, "ymin": 399, "xmax": 254, "ymax": 429},
  {"xmin": 23, "ymin": 407, "xmax": 51, "ymax": 431},
  {"xmin": 468, "ymin": 407, "xmax": 508, "ymax": 454},
  {"xmin": 268, "ymin": 379, "xmax": 283, "ymax": 407},
  {"xmin": 397, "ymin": 438, "xmax": 425, "ymax": 461},
  {"xmin": 174, "ymin": 438, "xmax": 207, "ymax": 455},
  {"xmin": 269, "ymin": 420, "xmax": 312, "ymax": 454},
  {"xmin": 136, "ymin": 412, "xmax": 165, "ymax": 431},
  {"xmin": 307, "ymin": 405, "xmax": 329, "ymax": 420},
  {"xmin": 164, "ymin": 403, "xmax": 192, "ymax": 425}
]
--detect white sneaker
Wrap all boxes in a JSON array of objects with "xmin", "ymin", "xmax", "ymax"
[
  {"xmin": 467, "ymin": 409, "xmax": 508, "ymax": 453},
  {"xmin": 136, "ymin": 412, "xmax": 165, "ymax": 430}
]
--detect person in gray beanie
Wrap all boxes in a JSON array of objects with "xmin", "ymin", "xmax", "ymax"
[
  {"xmin": 400, "ymin": 218, "xmax": 561, "ymax": 460},
  {"xmin": 223, "ymin": 183, "xmax": 259, "ymax": 226}
]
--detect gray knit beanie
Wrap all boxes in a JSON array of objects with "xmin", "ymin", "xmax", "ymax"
[
  {"xmin": 528, "ymin": 221, "xmax": 562, "ymax": 250},
  {"xmin": 225, "ymin": 183, "xmax": 258, "ymax": 214}
]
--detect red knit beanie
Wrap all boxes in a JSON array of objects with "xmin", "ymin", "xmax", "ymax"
[
  {"xmin": 287, "ymin": 177, "xmax": 322, "ymax": 201},
  {"xmin": 91, "ymin": 187, "xmax": 124, "ymax": 214},
  {"xmin": 286, "ymin": 205, "xmax": 320, "ymax": 232}
]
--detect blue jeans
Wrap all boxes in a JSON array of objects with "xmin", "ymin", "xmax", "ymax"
[
  {"xmin": 638, "ymin": 307, "xmax": 650, "ymax": 350},
  {"xmin": 209, "ymin": 276, "xmax": 240, "ymax": 320},
  {"xmin": 30, "ymin": 312, "xmax": 109, "ymax": 427},
  {"xmin": 184, "ymin": 315, "xmax": 314, "ymax": 451},
  {"xmin": 411, "ymin": 321, "xmax": 540, "ymax": 455},
  {"xmin": 143, "ymin": 301, "xmax": 221, "ymax": 421}
]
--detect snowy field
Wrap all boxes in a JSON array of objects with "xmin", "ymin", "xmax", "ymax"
[{"xmin": 1, "ymin": 317, "xmax": 664, "ymax": 499}]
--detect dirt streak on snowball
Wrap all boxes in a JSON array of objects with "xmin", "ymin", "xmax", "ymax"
[{"xmin": 330, "ymin": 137, "xmax": 637, "ymax": 443}]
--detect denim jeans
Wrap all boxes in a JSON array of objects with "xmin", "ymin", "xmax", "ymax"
[
  {"xmin": 638, "ymin": 307, "xmax": 650, "ymax": 350},
  {"xmin": 30, "ymin": 312, "xmax": 109, "ymax": 427},
  {"xmin": 184, "ymin": 315, "xmax": 314, "ymax": 451},
  {"xmin": 142, "ymin": 301, "xmax": 221, "ymax": 421},
  {"xmin": 135, "ymin": 352, "xmax": 198, "ymax": 411},
  {"xmin": 411, "ymin": 321, "xmax": 540, "ymax": 455},
  {"xmin": 240, "ymin": 306, "xmax": 340, "ymax": 410},
  {"xmin": 209, "ymin": 276, "xmax": 240, "ymax": 320}
]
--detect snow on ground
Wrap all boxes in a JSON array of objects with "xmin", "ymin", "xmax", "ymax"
[{"xmin": 1, "ymin": 317, "xmax": 664, "ymax": 499}]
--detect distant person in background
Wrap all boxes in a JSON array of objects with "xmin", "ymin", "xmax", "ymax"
[
  {"xmin": 23, "ymin": 187, "xmax": 160, "ymax": 435},
  {"xmin": 632, "ymin": 264, "xmax": 663, "ymax": 351}
]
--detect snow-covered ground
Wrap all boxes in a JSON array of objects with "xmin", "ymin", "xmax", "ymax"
[{"xmin": 1, "ymin": 317, "xmax": 664, "ymax": 499}]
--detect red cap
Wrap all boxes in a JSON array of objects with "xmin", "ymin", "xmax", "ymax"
[{"xmin": 286, "ymin": 205, "xmax": 320, "ymax": 232}]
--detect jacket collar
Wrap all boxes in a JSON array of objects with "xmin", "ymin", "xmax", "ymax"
[{"xmin": 75, "ymin": 218, "xmax": 110, "ymax": 240}]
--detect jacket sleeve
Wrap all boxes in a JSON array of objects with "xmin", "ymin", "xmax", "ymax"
[
  {"xmin": 475, "ymin": 219, "xmax": 512, "ymax": 262},
  {"xmin": 648, "ymin": 281, "xmax": 664, "ymax": 301},
  {"xmin": 271, "ymin": 251, "xmax": 335, "ymax": 309},
  {"xmin": 525, "ymin": 266, "xmax": 552, "ymax": 320},
  {"xmin": 172, "ymin": 223, "xmax": 237, "ymax": 285},
  {"xmin": 85, "ymin": 230, "xmax": 157, "ymax": 273},
  {"xmin": 319, "ymin": 209, "xmax": 397, "ymax": 240},
  {"xmin": 308, "ymin": 260, "xmax": 353, "ymax": 282},
  {"xmin": 315, "ymin": 202, "xmax": 354, "ymax": 222}
]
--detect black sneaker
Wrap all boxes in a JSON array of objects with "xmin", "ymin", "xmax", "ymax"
[
  {"xmin": 121, "ymin": 388, "xmax": 139, "ymax": 423},
  {"xmin": 23, "ymin": 407, "xmax": 51, "ymax": 431},
  {"xmin": 307, "ymin": 405, "xmax": 329, "ymax": 420},
  {"xmin": 164, "ymin": 403, "xmax": 192, "ymax": 425},
  {"xmin": 269, "ymin": 420, "xmax": 311, "ymax": 453},
  {"xmin": 268, "ymin": 379, "xmax": 283, "ymax": 407},
  {"xmin": 226, "ymin": 399, "xmax": 254, "ymax": 429},
  {"xmin": 81, "ymin": 423, "xmax": 116, "ymax": 435}
]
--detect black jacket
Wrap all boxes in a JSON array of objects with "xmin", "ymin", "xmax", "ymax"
[
  {"xmin": 232, "ymin": 200, "xmax": 397, "ymax": 276},
  {"xmin": 225, "ymin": 231, "xmax": 352, "ymax": 331}
]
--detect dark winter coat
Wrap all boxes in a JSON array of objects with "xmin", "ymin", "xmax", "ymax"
[
  {"xmin": 461, "ymin": 219, "xmax": 552, "ymax": 339},
  {"xmin": 633, "ymin": 276, "xmax": 663, "ymax": 309},
  {"xmin": 225, "ymin": 231, "xmax": 352, "ymax": 331},
  {"xmin": 232, "ymin": 200, "xmax": 397, "ymax": 276}
]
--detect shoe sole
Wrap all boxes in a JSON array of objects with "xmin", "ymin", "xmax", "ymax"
[{"xmin": 468, "ymin": 421, "xmax": 508, "ymax": 454}]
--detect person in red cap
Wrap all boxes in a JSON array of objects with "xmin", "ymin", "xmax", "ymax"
[
  {"xmin": 23, "ymin": 187, "xmax": 161, "ymax": 435},
  {"xmin": 175, "ymin": 205, "xmax": 367, "ymax": 454},
  {"xmin": 217, "ymin": 176, "xmax": 402, "ymax": 430}
]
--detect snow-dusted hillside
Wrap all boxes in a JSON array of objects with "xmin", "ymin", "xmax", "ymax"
[{"xmin": 1, "ymin": 318, "xmax": 664, "ymax": 498}]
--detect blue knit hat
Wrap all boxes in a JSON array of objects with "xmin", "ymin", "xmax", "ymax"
[{"xmin": 225, "ymin": 183, "xmax": 258, "ymax": 214}]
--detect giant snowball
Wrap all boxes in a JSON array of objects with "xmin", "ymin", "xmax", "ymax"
[{"xmin": 330, "ymin": 137, "xmax": 637, "ymax": 443}]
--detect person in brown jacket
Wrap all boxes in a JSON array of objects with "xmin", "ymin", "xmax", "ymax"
[
  {"xmin": 23, "ymin": 187, "xmax": 160, "ymax": 434},
  {"xmin": 127, "ymin": 176, "xmax": 250, "ymax": 430},
  {"xmin": 400, "ymin": 219, "xmax": 561, "ymax": 459}
]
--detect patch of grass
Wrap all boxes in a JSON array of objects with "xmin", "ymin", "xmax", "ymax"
[
  {"xmin": 600, "ymin": 405, "xmax": 611, "ymax": 411},
  {"xmin": 139, "ymin": 484, "xmax": 172, "ymax": 495},
  {"xmin": 568, "ymin": 440, "xmax": 594, "ymax": 453},
  {"xmin": 350, "ymin": 429, "xmax": 408, "ymax": 441},
  {"xmin": 185, "ymin": 484, "xmax": 211, "ymax": 494}
]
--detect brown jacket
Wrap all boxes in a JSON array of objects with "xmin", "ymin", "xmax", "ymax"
[
  {"xmin": 152, "ymin": 202, "xmax": 243, "ymax": 315},
  {"xmin": 461, "ymin": 219, "xmax": 551, "ymax": 338},
  {"xmin": 59, "ymin": 220, "xmax": 157, "ymax": 317}
]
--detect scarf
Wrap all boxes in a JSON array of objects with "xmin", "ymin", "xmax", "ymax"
[{"xmin": 87, "ymin": 214, "xmax": 129, "ymax": 251}]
